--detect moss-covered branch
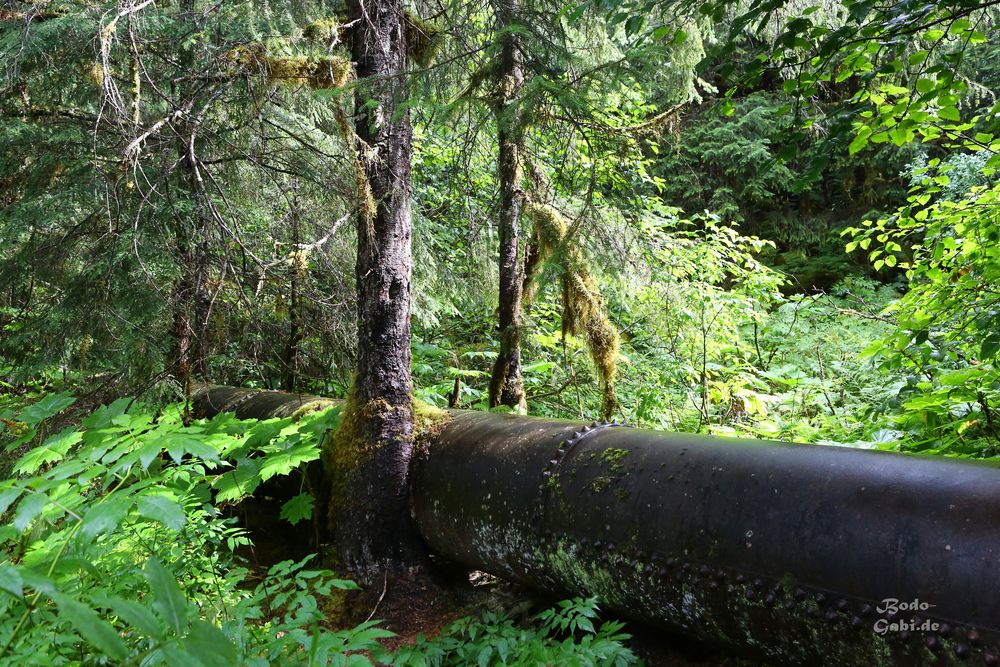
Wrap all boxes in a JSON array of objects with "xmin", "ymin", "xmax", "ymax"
[{"xmin": 522, "ymin": 202, "xmax": 621, "ymax": 419}]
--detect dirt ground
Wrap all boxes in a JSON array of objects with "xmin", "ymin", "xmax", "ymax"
[{"xmin": 335, "ymin": 563, "xmax": 761, "ymax": 666}]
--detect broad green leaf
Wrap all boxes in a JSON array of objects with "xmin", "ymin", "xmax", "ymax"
[
  {"xmin": 13, "ymin": 492, "xmax": 48, "ymax": 532},
  {"xmin": 79, "ymin": 496, "xmax": 134, "ymax": 539},
  {"xmin": 46, "ymin": 458, "xmax": 91, "ymax": 481},
  {"xmin": 161, "ymin": 435, "xmax": 221, "ymax": 464},
  {"xmin": 80, "ymin": 495, "xmax": 135, "ymax": 537},
  {"xmin": 0, "ymin": 486, "xmax": 23, "ymax": 516},
  {"xmin": 137, "ymin": 495, "xmax": 185, "ymax": 530},
  {"xmin": 137, "ymin": 441, "xmax": 162, "ymax": 470},
  {"xmin": 19, "ymin": 394, "xmax": 75, "ymax": 427},
  {"xmin": 938, "ymin": 106, "xmax": 960, "ymax": 122},
  {"xmin": 848, "ymin": 127, "xmax": 871, "ymax": 155},
  {"xmin": 259, "ymin": 440, "xmax": 319, "ymax": 480},
  {"xmin": 14, "ymin": 429, "xmax": 83, "ymax": 474},
  {"xmin": 243, "ymin": 418, "xmax": 292, "ymax": 450},
  {"xmin": 939, "ymin": 368, "xmax": 987, "ymax": 386},
  {"xmin": 95, "ymin": 594, "xmax": 165, "ymax": 639},
  {"xmin": 297, "ymin": 406, "xmax": 341, "ymax": 437},
  {"xmin": 19, "ymin": 570, "xmax": 55, "ymax": 595},
  {"xmin": 279, "ymin": 493, "xmax": 314, "ymax": 526},
  {"xmin": 81, "ymin": 399, "xmax": 131, "ymax": 429},
  {"xmin": 50, "ymin": 557, "xmax": 102, "ymax": 580},
  {"xmin": 181, "ymin": 619, "xmax": 238, "ymax": 667},
  {"xmin": 160, "ymin": 643, "xmax": 198, "ymax": 667},
  {"xmin": 145, "ymin": 558, "xmax": 188, "ymax": 634},
  {"xmin": 51, "ymin": 593, "xmax": 129, "ymax": 661},
  {"xmin": 981, "ymin": 334, "xmax": 1000, "ymax": 360},
  {"xmin": 0, "ymin": 564, "xmax": 23, "ymax": 598},
  {"xmin": 213, "ymin": 459, "xmax": 262, "ymax": 502}
]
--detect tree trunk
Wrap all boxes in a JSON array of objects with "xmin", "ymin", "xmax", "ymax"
[
  {"xmin": 330, "ymin": 0, "xmax": 418, "ymax": 579},
  {"xmin": 281, "ymin": 189, "xmax": 303, "ymax": 393},
  {"xmin": 170, "ymin": 0, "xmax": 212, "ymax": 391},
  {"xmin": 488, "ymin": 0, "xmax": 527, "ymax": 413},
  {"xmin": 167, "ymin": 153, "xmax": 212, "ymax": 392},
  {"xmin": 169, "ymin": 265, "xmax": 194, "ymax": 398},
  {"xmin": 190, "ymin": 233, "xmax": 211, "ymax": 380}
]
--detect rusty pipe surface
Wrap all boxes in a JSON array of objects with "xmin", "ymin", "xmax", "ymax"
[{"xmin": 194, "ymin": 387, "xmax": 1000, "ymax": 665}]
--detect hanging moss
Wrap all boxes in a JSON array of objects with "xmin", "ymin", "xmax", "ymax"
[
  {"xmin": 405, "ymin": 13, "xmax": 443, "ymax": 68},
  {"xmin": 0, "ymin": 9, "xmax": 62, "ymax": 22},
  {"xmin": 226, "ymin": 44, "xmax": 352, "ymax": 89},
  {"xmin": 129, "ymin": 55, "xmax": 141, "ymax": 126},
  {"xmin": 523, "ymin": 202, "xmax": 621, "ymax": 419},
  {"xmin": 301, "ymin": 14, "xmax": 441, "ymax": 67},
  {"xmin": 332, "ymin": 105, "xmax": 376, "ymax": 228},
  {"xmin": 303, "ymin": 18, "xmax": 344, "ymax": 45},
  {"xmin": 83, "ymin": 60, "xmax": 104, "ymax": 88}
]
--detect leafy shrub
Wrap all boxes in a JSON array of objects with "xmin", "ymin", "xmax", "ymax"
[
  {"xmin": 0, "ymin": 394, "xmax": 647, "ymax": 665},
  {"xmin": 392, "ymin": 597, "xmax": 639, "ymax": 667},
  {"xmin": 845, "ymin": 157, "xmax": 1000, "ymax": 456},
  {"xmin": 0, "ymin": 393, "xmax": 398, "ymax": 665}
]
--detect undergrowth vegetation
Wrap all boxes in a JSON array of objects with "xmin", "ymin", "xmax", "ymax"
[{"xmin": 0, "ymin": 393, "xmax": 638, "ymax": 666}]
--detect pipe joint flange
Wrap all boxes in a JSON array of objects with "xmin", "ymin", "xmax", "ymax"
[{"xmin": 534, "ymin": 419, "xmax": 633, "ymax": 531}]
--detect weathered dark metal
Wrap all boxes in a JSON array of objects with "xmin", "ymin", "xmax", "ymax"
[
  {"xmin": 414, "ymin": 412, "xmax": 1000, "ymax": 666},
  {"xmin": 194, "ymin": 384, "xmax": 338, "ymax": 420},
  {"xmin": 194, "ymin": 386, "xmax": 1000, "ymax": 666}
]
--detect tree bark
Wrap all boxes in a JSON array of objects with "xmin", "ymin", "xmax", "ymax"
[
  {"xmin": 170, "ymin": 0, "xmax": 212, "ymax": 392},
  {"xmin": 331, "ymin": 0, "xmax": 418, "ymax": 579},
  {"xmin": 281, "ymin": 188, "xmax": 303, "ymax": 393},
  {"xmin": 281, "ymin": 255, "xmax": 301, "ymax": 393},
  {"xmin": 190, "ymin": 231, "xmax": 211, "ymax": 380},
  {"xmin": 488, "ymin": 0, "xmax": 527, "ymax": 413},
  {"xmin": 169, "ymin": 268, "xmax": 194, "ymax": 395}
]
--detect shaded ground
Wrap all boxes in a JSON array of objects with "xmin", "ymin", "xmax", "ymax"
[{"xmin": 327, "ymin": 561, "xmax": 765, "ymax": 666}]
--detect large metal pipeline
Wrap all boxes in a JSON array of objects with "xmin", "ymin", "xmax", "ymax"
[{"xmin": 194, "ymin": 386, "xmax": 1000, "ymax": 666}]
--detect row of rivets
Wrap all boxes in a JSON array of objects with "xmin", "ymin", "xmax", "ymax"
[{"xmin": 533, "ymin": 420, "xmax": 631, "ymax": 533}]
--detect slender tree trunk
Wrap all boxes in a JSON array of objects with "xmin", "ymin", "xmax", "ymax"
[
  {"xmin": 169, "ymin": 263, "xmax": 194, "ymax": 398},
  {"xmin": 280, "ymin": 270, "xmax": 300, "ymax": 392},
  {"xmin": 170, "ymin": 0, "xmax": 212, "ymax": 390},
  {"xmin": 190, "ymin": 232, "xmax": 211, "ymax": 379},
  {"xmin": 330, "ymin": 0, "xmax": 418, "ymax": 579},
  {"xmin": 488, "ymin": 1, "xmax": 527, "ymax": 413},
  {"xmin": 168, "ymin": 144, "xmax": 211, "ymax": 390},
  {"xmin": 282, "ymin": 191, "xmax": 303, "ymax": 392}
]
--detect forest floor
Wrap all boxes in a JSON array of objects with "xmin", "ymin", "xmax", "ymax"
[{"xmin": 360, "ymin": 568, "xmax": 760, "ymax": 665}]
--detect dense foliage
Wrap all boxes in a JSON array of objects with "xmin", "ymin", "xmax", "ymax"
[
  {"xmin": 1, "ymin": 0, "xmax": 999, "ymax": 661},
  {"xmin": 0, "ymin": 393, "xmax": 638, "ymax": 665},
  {"xmin": 2, "ymin": 0, "xmax": 997, "ymax": 449}
]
